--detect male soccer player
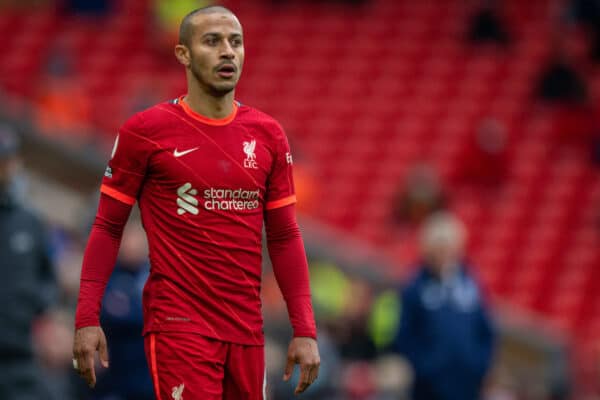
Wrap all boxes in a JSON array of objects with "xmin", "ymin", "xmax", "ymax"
[{"xmin": 72, "ymin": 6, "xmax": 320, "ymax": 399}]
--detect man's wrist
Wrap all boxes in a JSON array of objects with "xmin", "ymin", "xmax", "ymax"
[
  {"xmin": 293, "ymin": 330, "xmax": 317, "ymax": 340},
  {"xmin": 75, "ymin": 319, "xmax": 100, "ymax": 330}
]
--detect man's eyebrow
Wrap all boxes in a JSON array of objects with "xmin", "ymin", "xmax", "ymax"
[{"xmin": 201, "ymin": 32, "xmax": 242, "ymax": 38}]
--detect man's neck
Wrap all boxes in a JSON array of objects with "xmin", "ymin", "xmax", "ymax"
[{"xmin": 184, "ymin": 84, "xmax": 235, "ymax": 120}]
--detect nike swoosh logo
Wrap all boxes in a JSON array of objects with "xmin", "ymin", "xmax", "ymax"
[{"xmin": 173, "ymin": 147, "xmax": 199, "ymax": 157}]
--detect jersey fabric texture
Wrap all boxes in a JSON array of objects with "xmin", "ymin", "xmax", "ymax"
[{"xmin": 100, "ymin": 98, "xmax": 297, "ymax": 345}]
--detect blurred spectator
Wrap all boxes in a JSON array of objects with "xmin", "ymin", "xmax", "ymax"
[
  {"xmin": 570, "ymin": 0, "xmax": 600, "ymax": 62},
  {"xmin": 153, "ymin": 0, "xmax": 212, "ymax": 50},
  {"xmin": 286, "ymin": 135, "xmax": 320, "ymax": 214},
  {"xmin": 93, "ymin": 219, "xmax": 154, "ymax": 400},
  {"xmin": 35, "ymin": 45, "xmax": 92, "ymax": 144},
  {"xmin": 0, "ymin": 127, "xmax": 57, "ymax": 400},
  {"xmin": 34, "ymin": 76, "xmax": 92, "ymax": 142},
  {"xmin": 391, "ymin": 163, "xmax": 447, "ymax": 227},
  {"xmin": 33, "ymin": 308, "xmax": 78, "ymax": 400},
  {"xmin": 126, "ymin": 77, "xmax": 167, "ymax": 117},
  {"xmin": 467, "ymin": 0, "xmax": 510, "ymax": 46},
  {"xmin": 534, "ymin": 35, "xmax": 597, "ymax": 148},
  {"xmin": 392, "ymin": 212, "xmax": 496, "ymax": 400},
  {"xmin": 45, "ymin": 41, "xmax": 75, "ymax": 79},
  {"xmin": 310, "ymin": 260, "xmax": 351, "ymax": 320},
  {"xmin": 56, "ymin": 243, "xmax": 84, "ymax": 307},
  {"xmin": 534, "ymin": 40, "xmax": 588, "ymax": 104},
  {"xmin": 63, "ymin": 0, "xmax": 111, "ymax": 15},
  {"xmin": 333, "ymin": 278, "xmax": 377, "ymax": 361},
  {"xmin": 457, "ymin": 117, "xmax": 509, "ymax": 188},
  {"xmin": 368, "ymin": 290, "xmax": 401, "ymax": 352}
]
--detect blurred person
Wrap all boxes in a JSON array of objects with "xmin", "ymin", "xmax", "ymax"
[
  {"xmin": 392, "ymin": 212, "xmax": 496, "ymax": 400},
  {"xmin": 456, "ymin": 117, "xmax": 509, "ymax": 188},
  {"xmin": 35, "ymin": 39, "xmax": 90, "ymax": 140},
  {"xmin": 534, "ymin": 35, "xmax": 596, "ymax": 146},
  {"xmin": 0, "ymin": 126, "xmax": 57, "ymax": 399},
  {"xmin": 570, "ymin": 0, "xmax": 600, "ymax": 62},
  {"xmin": 391, "ymin": 163, "xmax": 447, "ymax": 227},
  {"xmin": 310, "ymin": 260, "xmax": 351, "ymax": 320},
  {"xmin": 34, "ymin": 73, "xmax": 91, "ymax": 143},
  {"xmin": 153, "ymin": 0, "xmax": 212, "ymax": 51},
  {"xmin": 56, "ymin": 242, "xmax": 85, "ymax": 307},
  {"xmin": 126, "ymin": 76, "xmax": 168, "ymax": 117},
  {"xmin": 368, "ymin": 289, "xmax": 401, "ymax": 352},
  {"xmin": 72, "ymin": 6, "xmax": 319, "ymax": 399},
  {"xmin": 63, "ymin": 0, "xmax": 111, "ymax": 15},
  {"xmin": 534, "ymin": 38, "xmax": 588, "ymax": 104},
  {"xmin": 33, "ymin": 308, "xmax": 78, "ymax": 400},
  {"xmin": 285, "ymin": 135, "xmax": 319, "ymax": 214},
  {"xmin": 93, "ymin": 219, "xmax": 154, "ymax": 400},
  {"xmin": 333, "ymin": 278, "xmax": 377, "ymax": 362},
  {"xmin": 467, "ymin": 0, "xmax": 511, "ymax": 46}
]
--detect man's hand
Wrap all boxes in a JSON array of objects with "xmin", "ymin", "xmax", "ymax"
[
  {"xmin": 283, "ymin": 337, "xmax": 320, "ymax": 395},
  {"xmin": 72, "ymin": 326, "xmax": 109, "ymax": 388}
]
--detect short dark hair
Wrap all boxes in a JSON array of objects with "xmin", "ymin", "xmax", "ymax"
[{"xmin": 178, "ymin": 5, "xmax": 236, "ymax": 46}]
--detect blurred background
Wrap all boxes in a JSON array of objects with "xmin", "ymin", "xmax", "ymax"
[{"xmin": 0, "ymin": 0, "xmax": 599, "ymax": 399}]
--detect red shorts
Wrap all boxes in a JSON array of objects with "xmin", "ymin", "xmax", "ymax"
[{"xmin": 144, "ymin": 332, "xmax": 265, "ymax": 400}]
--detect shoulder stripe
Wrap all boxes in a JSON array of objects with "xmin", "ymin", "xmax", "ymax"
[
  {"xmin": 100, "ymin": 184, "xmax": 136, "ymax": 205},
  {"xmin": 265, "ymin": 195, "xmax": 297, "ymax": 210}
]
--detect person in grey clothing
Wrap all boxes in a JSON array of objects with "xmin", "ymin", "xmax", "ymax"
[{"xmin": 0, "ymin": 127, "xmax": 57, "ymax": 400}]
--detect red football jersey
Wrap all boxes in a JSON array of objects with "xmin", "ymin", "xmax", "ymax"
[{"xmin": 101, "ymin": 97, "xmax": 296, "ymax": 345}]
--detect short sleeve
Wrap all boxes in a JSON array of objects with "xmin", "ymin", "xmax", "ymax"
[
  {"xmin": 100, "ymin": 114, "xmax": 154, "ymax": 205},
  {"xmin": 265, "ymin": 125, "xmax": 296, "ymax": 210}
]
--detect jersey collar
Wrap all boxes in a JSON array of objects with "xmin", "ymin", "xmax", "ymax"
[{"xmin": 178, "ymin": 96, "xmax": 239, "ymax": 126}]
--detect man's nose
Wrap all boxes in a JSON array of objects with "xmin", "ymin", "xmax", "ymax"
[{"xmin": 220, "ymin": 42, "xmax": 235, "ymax": 59}]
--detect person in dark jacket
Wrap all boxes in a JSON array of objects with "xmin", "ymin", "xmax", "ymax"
[
  {"xmin": 467, "ymin": 0, "xmax": 510, "ymax": 46},
  {"xmin": 0, "ymin": 127, "xmax": 56, "ymax": 400},
  {"xmin": 393, "ymin": 212, "xmax": 496, "ymax": 400}
]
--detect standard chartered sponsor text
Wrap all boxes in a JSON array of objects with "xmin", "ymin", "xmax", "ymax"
[{"xmin": 204, "ymin": 188, "xmax": 260, "ymax": 210}]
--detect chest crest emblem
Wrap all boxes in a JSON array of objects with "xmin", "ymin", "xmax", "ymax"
[{"xmin": 243, "ymin": 139, "xmax": 258, "ymax": 169}]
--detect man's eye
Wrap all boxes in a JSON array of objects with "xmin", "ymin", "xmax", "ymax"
[
  {"xmin": 205, "ymin": 38, "xmax": 218, "ymax": 46},
  {"xmin": 231, "ymin": 39, "xmax": 242, "ymax": 47}
]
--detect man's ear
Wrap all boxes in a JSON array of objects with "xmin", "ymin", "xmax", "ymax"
[{"xmin": 174, "ymin": 44, "xmax": 191, "ymax": 67}]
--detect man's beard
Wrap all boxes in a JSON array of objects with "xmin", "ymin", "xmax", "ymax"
[{"xmin": 191, "ymin": 63, "xmax": 235, "ymax": 98}]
